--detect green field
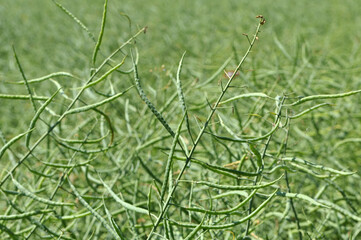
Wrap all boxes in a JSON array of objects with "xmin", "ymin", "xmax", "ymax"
[{"xmin": 1, "ymin": 0, "xmax": 361, "ymax": 239}]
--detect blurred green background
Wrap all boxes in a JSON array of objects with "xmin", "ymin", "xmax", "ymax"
[
  {"xmin": 1, "ymin": 0, "xmax": 361, "ymax": 76},
  {"xmin": 1, "ymin": 0, "xmax": 361, "ymax": 129}
]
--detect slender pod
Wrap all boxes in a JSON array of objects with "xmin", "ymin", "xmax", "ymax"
[
  {"xmin": 11, "ymin": 72, "xmax": 75, "ymax": 85},
  {"xmin": 68, "ymin": 178, "xmax": 121, "ymax": 239},
  {"xmin": 169, "ymin": 189, "xmax": 278, "ymax": 229},
  {"xmin": 92, "ymin": 0, "xmax": 108, "ymax": 65},
  {"xmin": 288, "ymin": 89, "xmax": 361, "ymax": 106},
  {"xmin": 176, "ymin": 52, "xmax": 194, "ymax": 143},
  {"xmin": 0, "ymin": 94, "xmax": 48, "ymax": 101},
  {"xmin": 133, "ymin": 56, "xmax": 175, "ymax": 137},
  {"xmin": 160, "ymin": 114, "xmax": 185, "ymax": 202},
  {"xmin": 195, "ymin": 174, "xmax": 283, "ymax": 190},
  {"xmin": 101, "ymin": 178, "xmax": 157, "ymax": 219},
  {"xmin": 0, "ymin": 129, "xmax": 34, "ymax": 159},
  {"xmin": 11, "ymin": 177, "xmax": 74, "ymax": 206},
  {"xmin": 26, "ymin": 88, "xmax": 61, "ymax": 147},
  {"xmin": 0, "ymin": 210, "xmax": 54, "ymax": 220},
  {"xmin": 179, "ymin": 189, "xmax": 257, "ymax": 215}
]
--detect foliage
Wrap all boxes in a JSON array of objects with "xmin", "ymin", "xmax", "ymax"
[{"xmin": 0, "ymin": 1, "xmax": 360, "ymax": 239}]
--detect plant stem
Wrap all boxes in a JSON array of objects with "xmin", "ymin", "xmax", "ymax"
[{"xmin": 147, "ymin": 19, "xmax": 264, "ymax": 239}]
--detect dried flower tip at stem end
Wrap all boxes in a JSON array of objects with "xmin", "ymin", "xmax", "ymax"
[{"xmin": 256, "ymin": 15, "xmax": 266, "ymax": 25}]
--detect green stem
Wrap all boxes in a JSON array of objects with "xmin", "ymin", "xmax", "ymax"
[{"xmin": 146, "ymin": 19, "xmax": 264, "ymax": 239}]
